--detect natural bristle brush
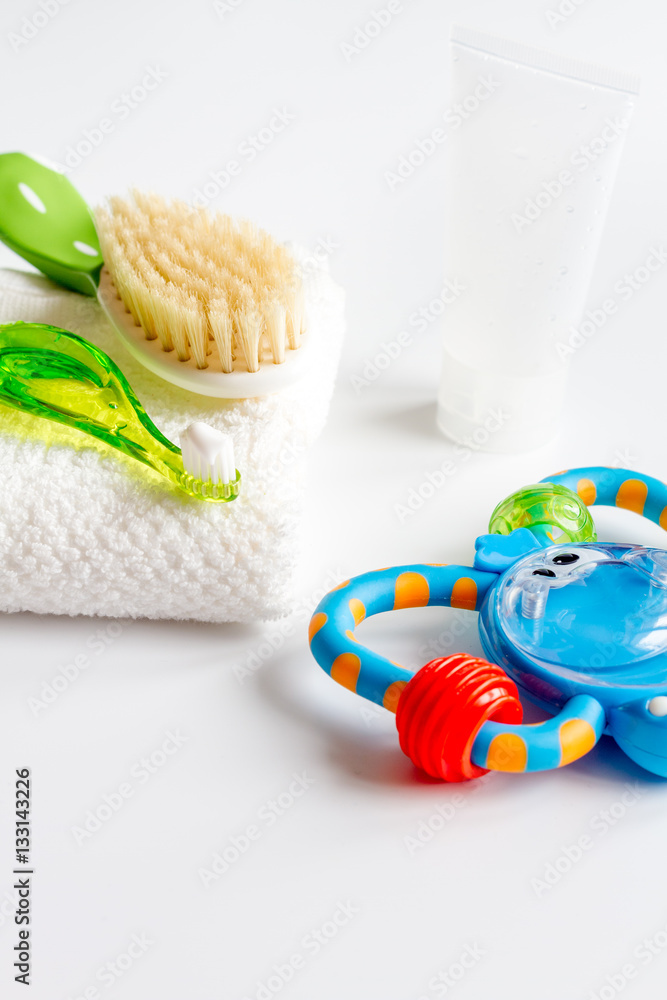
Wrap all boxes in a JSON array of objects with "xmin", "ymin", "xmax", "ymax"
[
  {"xmin": 0, "ymin": 321, "xmax": 241, "ymax": 502},
  {"xmin": 0, "ymin": 153, "xmax": 312, "ymax": 398}
]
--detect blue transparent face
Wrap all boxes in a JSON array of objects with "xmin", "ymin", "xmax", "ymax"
[{"xmin": 495, "ymin": 543, "xmax": 667, "ymax": 687}]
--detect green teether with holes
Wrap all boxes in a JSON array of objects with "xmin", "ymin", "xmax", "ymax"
[{"xmin": 0, "ymin": 153, "xmax": 102, "ymax": 295}]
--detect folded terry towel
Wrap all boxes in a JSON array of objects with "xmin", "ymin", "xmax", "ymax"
[{"xmin": 0, "ymin": 251, "xmax": 344, "ymax": 623}]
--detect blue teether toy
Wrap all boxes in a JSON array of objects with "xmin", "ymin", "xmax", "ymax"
[{"xmin": 309, "ymin": 467, "xmax": 667, "ymax": 781}]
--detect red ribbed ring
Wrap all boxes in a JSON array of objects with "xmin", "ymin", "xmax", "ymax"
[{"xmin": 395, "ymin": 653, "xmax": 523, "ymax": 782}]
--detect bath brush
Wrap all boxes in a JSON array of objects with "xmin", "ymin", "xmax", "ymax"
[
  {"xmin": 0, "ymin": 321, "xmax": 240, "ymax": 501},
  {"xmin": 0, "ymin": 152, "xmax": 311, "ymax": 398},
  {"xmin": 310, "ymin": 472, "xmax": 667, "ymax": 780}
]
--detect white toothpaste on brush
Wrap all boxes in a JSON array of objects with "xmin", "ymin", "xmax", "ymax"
[{"xmin": 438, "ymin": 25, "xmax": 640, "ymax": 452}]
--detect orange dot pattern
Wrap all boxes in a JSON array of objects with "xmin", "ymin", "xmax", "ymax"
[
  {"xmin": 486, "ymin": 732, "xmax": 527, "ymax": 772},
  {"xmin": 616, "ymin": 478, "xmax": 648, "ymax": 515},
  {"xmin": 394, "ymin": 572, "xmax": 430, "ymax": 610},
  {"xmin": 577, "ymin": 478, "xmax": 597, "ymax": 506},
  {"xmin": 308, "ymin": 612, "xmax": 327, "ymax": 644},
  {"xmin": 330, "ymin": 652, "xmax": 362, "ymax": 693},
  {"xmin": 559, "ymin": 718, "xmax": 597, "ymax": 766},
  {"xmin": 383, "ymin": 680, "xmax": 408, "ymax": 713},
  {"xmin": 348, "ymin": 598, "xmax": 366, "ymax": 625},
  {"xmin": 450, "ymin": 577, "xmax": 477, "ymax": 611},
  {"xmin": 476, "ymin": 694, "xmax": 605, "ymax": 773}
]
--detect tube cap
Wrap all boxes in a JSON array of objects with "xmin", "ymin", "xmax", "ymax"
[{"xmin": 437, "ymin": 349, "xmax": 568, "ymax": 453}]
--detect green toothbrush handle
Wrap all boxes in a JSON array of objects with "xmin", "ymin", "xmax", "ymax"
[
  {"xmin": 0, "ymin": 322, "xmax": 239, "ymax": 501},
  {"xmin": 0, "ymin": 153, "xmax": 102, "ymax": 295},
  {"xmin": 0, "ymin": 320, "xmax": 180, "ymax": 469}
]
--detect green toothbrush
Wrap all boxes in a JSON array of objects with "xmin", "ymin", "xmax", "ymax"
[{"xmin": 0, "ymin": 321, "xmax": 241, "ymax": 502}]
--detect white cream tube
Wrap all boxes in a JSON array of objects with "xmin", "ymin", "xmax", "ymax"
[{"xmin": 438, "ymin": 25, "xmax": 639, "ymax": 452}]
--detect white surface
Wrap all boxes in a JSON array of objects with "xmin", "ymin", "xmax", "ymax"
[{"xmin": 1, "ymin": 1, "xmax": 667, "ymax": 998}]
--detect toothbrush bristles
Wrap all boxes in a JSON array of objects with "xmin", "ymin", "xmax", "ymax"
[
  {"xmin": 180, "ymin": 422, "xmax": 237, "ymax": 496},
  {"xmin": 95, "ymin": 195, "xmax": 306, "ymax": 375}
]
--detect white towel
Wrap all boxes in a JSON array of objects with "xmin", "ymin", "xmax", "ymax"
[{"xmin": 0, "ymin": 251, "xmax": 344, "ymax": 623}]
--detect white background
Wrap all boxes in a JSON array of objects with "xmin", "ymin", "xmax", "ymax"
[{"xmin": 2, "ymin": 1, "xmax": 667, "ymax": 998}]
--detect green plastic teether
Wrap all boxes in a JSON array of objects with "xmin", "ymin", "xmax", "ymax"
[
  {"xmin": 0, "ymin": 153, "xmax": 102, "ymax": 295},
  {"xmin": 489, "ymin": 482, "xmax": 596, "ymax": 545}
]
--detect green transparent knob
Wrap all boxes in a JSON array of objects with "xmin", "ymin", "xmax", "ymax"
[{"xmin": 489, "ymin": 483, "xmax": 596, "ymax": 545}]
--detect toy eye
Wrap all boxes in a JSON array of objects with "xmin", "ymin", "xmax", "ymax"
[
  {"xmin": 532, "ymin": 568, "xmax": 556, "ymax": 577},
  {"xmin": 552, "ymin": 552, "xmax": 580, "ymax": 565}
]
